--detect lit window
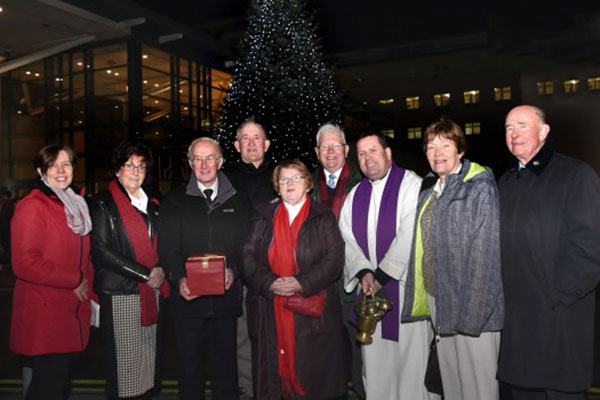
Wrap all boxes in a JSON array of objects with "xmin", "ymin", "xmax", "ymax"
[
  {"xmin": 379, "ymin": 98, "xmax": 394, "ymax": 105},
  {"xmin": 465, "ymin": 122, "xmax": 481, "ymax": 135},
  {"xmin": 564, "ymin": 79, "xmax": 580, "ymax": 93},
  {"xmin": 587, "ymin": 77, "xmax": 600, "ymax": 91},
  {"xmin": 407, "ymin": 127, "xmax": 422, "ymax": 140},
  {"xmin": 406, "ymin": 96, "xmax": 420, "ymax": 110},
  {"xmin": 381, "ymin": 129, "xmax": 395, "ymax": 139},
  {"xmin": 494, "ymin": 87, "xmax": 511, "ymax": 101},
  {"xmin": 537, "ymin": 81, "xmax": 554, "ymax": 95},
  {"xmin": 434, "ymin": 93, "xmax": 450, "ymax": 107},
  {"xmin": 464, "ymin": 90, "xmax": 480, "ymax": 104}
]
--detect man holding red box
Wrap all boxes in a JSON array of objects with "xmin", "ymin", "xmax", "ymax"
[{"xmin": 159, "ymin": 137, "xmax": 252, "ymax": 400}]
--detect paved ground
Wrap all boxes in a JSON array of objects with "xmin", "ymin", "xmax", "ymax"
[
  {"xmin": 0, "ymin": 268, "xmax": 363, "ymax": 399},
  {"xmin": 2, "ymin": 267, "xmax": 600, "ymax": 400}
]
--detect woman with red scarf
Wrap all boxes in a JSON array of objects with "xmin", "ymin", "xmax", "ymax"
[
  {"xmin": 240, "ymin": 160, "xmax": 348, "ymax": 399},
  {"xmin": 88, "ymin": 141, "xmax": 169, "ymax": 400}
]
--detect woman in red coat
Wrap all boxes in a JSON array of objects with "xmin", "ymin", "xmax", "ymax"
[{"xmin": 10, "ymin": 144, "xmax": 94, "ymax": 400}]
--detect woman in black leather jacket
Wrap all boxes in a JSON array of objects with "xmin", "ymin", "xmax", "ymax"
[{"xmin": 88, "ymin": 141, "xmax": 169, "ymax": 400}]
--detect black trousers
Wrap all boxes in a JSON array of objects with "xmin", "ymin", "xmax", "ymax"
[
  {"xmin": 342, "ymin": 301, "xmax": 365, "ymax": 399},
  {"xmin": 509, "ymin": 385, "xmax": 586, "ymax": 400},
  {"xmin": 25, "ymin": 353, "xmax": 71, "ymax": 400},
  {"xmin": 174, "ymin": 317, "xmax": 238, "ymax": 400}
]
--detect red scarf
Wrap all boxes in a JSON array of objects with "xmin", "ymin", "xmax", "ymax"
[
  {"xmin": 109, "ymin": 180, "xmax": 170, "ymax": 326},
  {"xmin": 268, "ymin": 196, "xmax": 311, "ymax": 398},
  {"xmin": 318, "ymin": 162, "xmax": 351, "ymax": 219}
]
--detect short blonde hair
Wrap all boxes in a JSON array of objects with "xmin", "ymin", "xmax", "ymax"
[{"xmin": 272, "ymin": 160, "xmax": 314, "ymax": 194}]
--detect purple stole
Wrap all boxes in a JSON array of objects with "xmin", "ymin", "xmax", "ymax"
[{"xmin": 351, "ymin": 163, "xmax": 405, "ymax": 341}]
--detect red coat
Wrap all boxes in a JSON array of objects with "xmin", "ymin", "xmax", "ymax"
[{"xmin": 10, "ymin": 187, "xmax": 95, "ymax": 356}]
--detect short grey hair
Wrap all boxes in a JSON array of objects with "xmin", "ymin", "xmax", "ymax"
[
  {"xmin": 236, "ymin": 118, "xmax": 268, "ymax": 141},
  {"xmin": 315, "ymin": 123, "xmax": 346, "ymax": 146},
  {"xmin": 187, "ymin": 137, "xmax": 222, "ymax": 160}
]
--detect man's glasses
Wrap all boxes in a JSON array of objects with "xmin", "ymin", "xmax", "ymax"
[{"xmin": 317, "ymin": 143, "xmax": 346, "ymax": 152}]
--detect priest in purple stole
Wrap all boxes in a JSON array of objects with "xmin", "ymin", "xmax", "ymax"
[{"xmin": 339, "ymin": 133, "xmax": 438, "ymax": 400}]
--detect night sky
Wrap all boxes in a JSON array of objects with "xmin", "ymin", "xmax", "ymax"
[{"xmin": 131, "ymin": 0, "xmax": 600, "ymax": 54}]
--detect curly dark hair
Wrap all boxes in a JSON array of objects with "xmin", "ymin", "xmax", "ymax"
[{"xmin": 111, "ymin": 141, "xmax": 154, "ymax": 177}]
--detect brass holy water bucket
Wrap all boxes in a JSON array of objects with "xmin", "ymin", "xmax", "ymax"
[{"xmin": 354, "ymin": 295, "xmax": 393, "ymax": 345}]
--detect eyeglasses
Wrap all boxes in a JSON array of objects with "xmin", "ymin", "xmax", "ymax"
[
  {"xmin": 278, "ymin": 174, "xmax": 304, "ymax": 186},
  {"xmin": 123, "ymin": 163, "xmax": 147, "ymax": 172},
  {"xmin": 317, "ymin": 143, "xmax": 346, "ymax": 152},
  {"xmin": 190, "ymin": 155, "xmax": 221, "ymax": 165}
]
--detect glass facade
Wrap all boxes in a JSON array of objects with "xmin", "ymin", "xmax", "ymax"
[{"xmin": 0, "ymin": 39, "xmax": 231, "ymax": 196}]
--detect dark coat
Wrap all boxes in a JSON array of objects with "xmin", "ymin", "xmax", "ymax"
[
  {"xmin": 159, "ymin": 171, "xmax": 252, "ymax": 318},
  {"xmin": 226, "ymin": 159, "xmax": 276, "ymax": 209},
  {"xmin": 240, "ymin": 199, "xmax": 348, "ymax": 400},
  {"xmin": 310, "ymin": 161, "xmax": 363, "ymax": 207},
  {"xmin": 311, "ymin": 161, "xmax": 363, "ymax": 303},
  {"xmin": 497, "ymin": 140, "xmax": 600, "ymax": 391},
  {"xmin": 88, "ymin": 182, "xmax": 159, "ymax": 295},
  {"xmin": 10, "ymin": 185, "xmax": 94, "ymax": 356}
]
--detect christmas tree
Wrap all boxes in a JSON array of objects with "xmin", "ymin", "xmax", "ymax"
[{"xmin": 215, "ymin": 0, "xmax": 341, "ymax": 167}]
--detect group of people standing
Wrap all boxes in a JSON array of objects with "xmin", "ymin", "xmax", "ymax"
[{"xmin": 8, "ymin": 103, "xmax": 600, "ymax": 400}]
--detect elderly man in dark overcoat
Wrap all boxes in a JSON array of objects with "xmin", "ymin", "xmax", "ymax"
[
  {"xmin": 226, "ymin": 118, "xmax": 276, "ymax": 400},
  {"xmin": 498, "ymin": 105, "xmax": 600, "ymax": 400}
]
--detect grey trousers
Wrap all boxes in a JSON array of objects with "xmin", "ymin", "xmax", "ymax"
[
  {"xmin": 438, "ymin": 331, "xmax": 501, "ymax": 400},
  {"xmin": 429, "ymin": 294, "xmax": 500, "ymax": 400}
]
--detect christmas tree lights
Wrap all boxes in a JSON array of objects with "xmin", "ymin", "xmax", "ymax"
[{"xmin": 216, "ymin": 0, "xmax": 341, "ymax": 167}]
